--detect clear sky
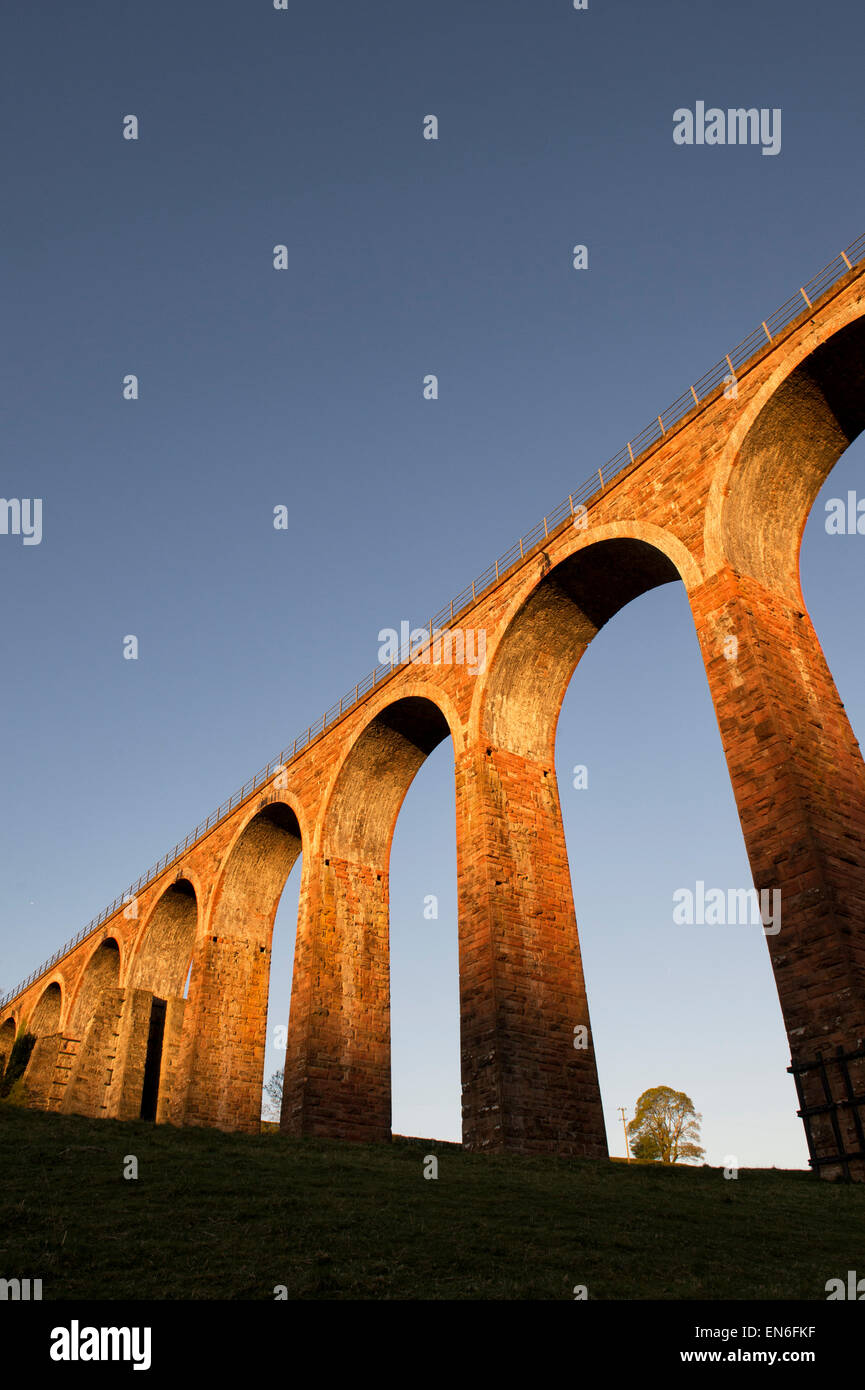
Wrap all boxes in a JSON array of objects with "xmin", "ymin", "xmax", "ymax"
[{"xmin": 3, "ymin": 0, "xmax": 865, "ymax": 1169}]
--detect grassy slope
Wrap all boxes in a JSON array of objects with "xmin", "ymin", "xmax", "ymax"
[{"xmin": 1, "ymin": 1106, "xmax": 862, "ymax": 1300}]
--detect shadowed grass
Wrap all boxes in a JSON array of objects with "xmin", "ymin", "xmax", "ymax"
[{"xmin": 0, "ymin": 1106, "xmax": 862, "ymax": 1300}]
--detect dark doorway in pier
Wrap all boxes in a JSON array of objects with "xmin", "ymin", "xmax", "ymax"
[{"xmin": 139, "ymin": 997, "xmax": 167, "ymax": 1121}]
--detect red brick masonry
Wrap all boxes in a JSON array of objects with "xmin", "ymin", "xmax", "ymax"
[{"xmin": 4, "ymin": 264, "xmax": 865, "ymax": 1177}]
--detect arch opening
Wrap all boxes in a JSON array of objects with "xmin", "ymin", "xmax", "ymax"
[
  {"xmin": 29, "ymin": 981, "xmax": 62, "ymax": 1036},
  {"xmin": 281, "ymin": 693, "xmax": 455, "ymax": 1143},
  {"xmin": 122, "ymin": 881, "xmax": 199, "ymax": 1123},
  {"xmin": 720, "ymin": 314, "xmax": 865, "ymax": 591},
  {"xmin": 327, "ymin": 696, "xmax": 452, "ymax": 865},
  {"xmin": 14, "ymin": 981, "xmax": 64, "ymax": 1104},
  {"xmin": 388, "ymin": 733, "xmax": 460, "ymax": 1143},
  {"xmin": 464, "ymin": 539, "xmax": 683, "ymax": 1155},
  {"xmin": 131, "ymin": 879, "xmax": 198, "ymax": 1000},
  {"xmin": 485, "ymin": 538, "xmax": 680, "ymax": 758},
  {"xmin": 0, "ymin": 1015, "xmax": 18, "ymax": 1080},
  {"xmin": 467, "ymin": 530, "xmax": 802, "ymax": 1162},
  {"xmin": 552, "ymin": 579, "xmax": 805, "ymax": 1169},
  {"xmin": 182, "ymin": 801, "xmax": 303, "ymax": 1131},
  {"xmin": 262, "ymin": 850, "xmax": 303, "ymax": 1122},
  {"xmin": 710, "ymin": 318, "xmax": 865, "ymax": 1178},
  {"xmin": 211, "ymin": 803, "xmax": 301, "ymax": 944},
  {"xmin": 69, "ymin": 940, "xmax": 120, "ymax": 1037}
]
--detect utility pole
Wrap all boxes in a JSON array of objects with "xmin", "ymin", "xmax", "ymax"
[{"xmin": 618, "ymin": 1107, "xmax": 631, "ymax": 1163}]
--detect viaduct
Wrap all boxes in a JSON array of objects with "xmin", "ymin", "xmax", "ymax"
[{"xmin": 3, "ymin": 236, "xmax": 865, "ymax": 1180}]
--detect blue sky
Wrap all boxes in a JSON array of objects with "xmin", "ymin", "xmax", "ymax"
[{"xmin": 2, "ymin": 0, "xmax": 865, "ymax": 1168}]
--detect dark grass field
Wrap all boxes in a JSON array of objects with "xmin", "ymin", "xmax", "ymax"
[{"xmin": 1, "ymin": 1105, "xmax": 862, "ymax": 1300}]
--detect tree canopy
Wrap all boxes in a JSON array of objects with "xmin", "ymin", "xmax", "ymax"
[
  {"xmin": 263, "ymin": 1067, "xmax": 284, "ymax": 1120},
  {"xmin": 627, "ymin": 1085, "xmax": 705, "ymax": 1164}
]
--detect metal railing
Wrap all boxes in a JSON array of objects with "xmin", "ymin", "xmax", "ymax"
[{"xmin": 3, "ymin": 231, "xmax": 865, "ymax": 1011}]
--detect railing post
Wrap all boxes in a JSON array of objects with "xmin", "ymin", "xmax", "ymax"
[{"xmin": 800, "ymin": 286, "xmax": 813, "ymax": 309}]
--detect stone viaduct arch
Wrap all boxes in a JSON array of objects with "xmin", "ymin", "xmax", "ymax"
[
  {"xmin": 455, "ymin": 532, "xmax": 692, "ymax": 1156},
  {"xmin": 125, "ymin": 881, "xmax": 200, "ymax": 1124},
  {"xmin": 0, "ymin": 1016, "xmax": 16, "ymax": 1075},
  {"xmin": 179, "ymin": 803, "xmax": 302, "ymax": 1132},
  {"xmin": 2, "ymin": 251, "xmax": 865, "ymax": 1176},
  {"xmin": 696, "ymin": 307, "xmax": 865, "ymax": 1174},
  {"xmin": 129, "ymin": 880, "xmax": 198, "ymax": 1000},
  {"xmin": 283, "ymin": 693, "xmax": 457, "ymax": 1142},
  {"xmin": 67, "ymin": 939, "xmax": 121, "ymax": 1036},
  {"xmin": 55, "ymin": 939, "xmax": 123, "ymax": 1118},
  {"xmin": 30, "ymin": 980, "xmax": 63, "ymax": 1035},
  {"xmin": 15, "ymin": 978, "xmax": 66, "ymax": 1108}
]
